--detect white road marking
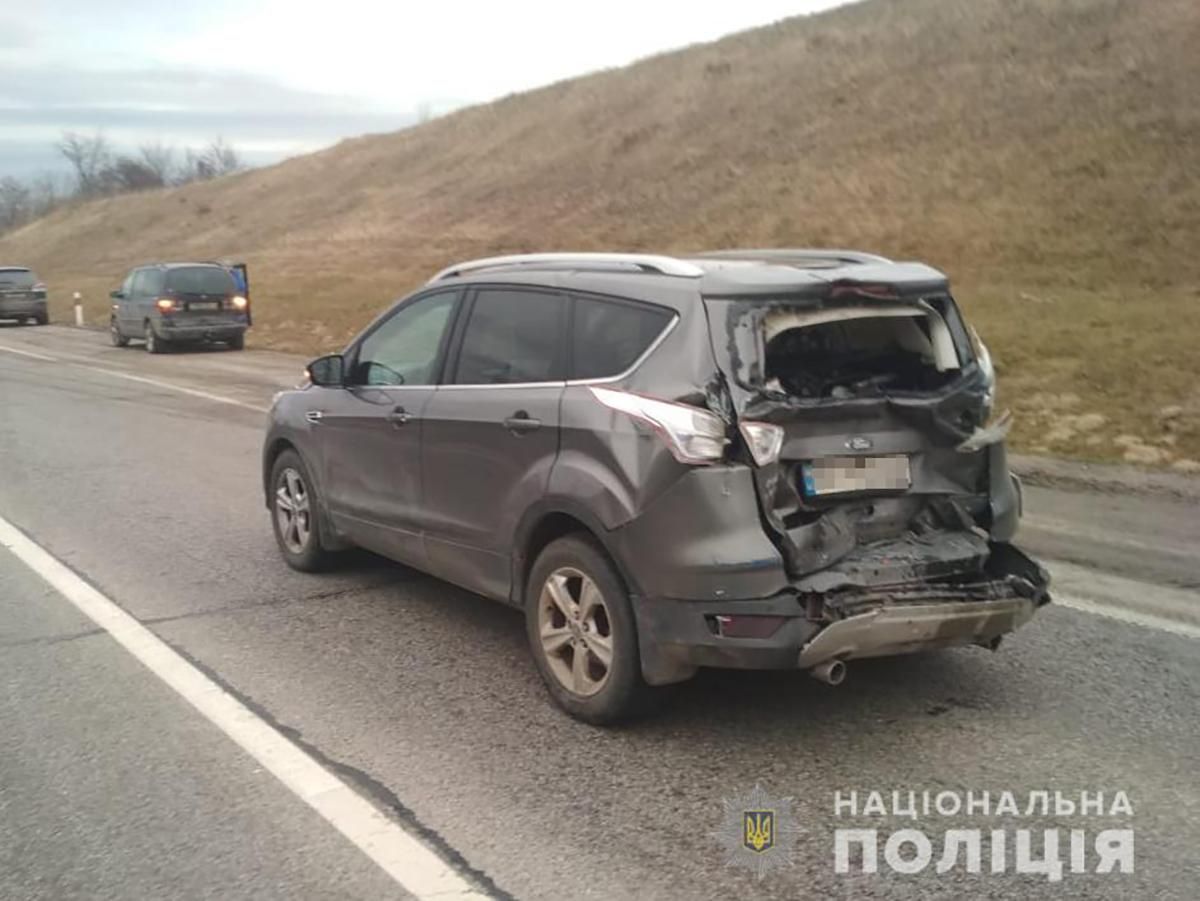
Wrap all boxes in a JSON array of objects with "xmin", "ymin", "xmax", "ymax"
[
  {"xmin": 0, "ymin": 342, "xmax": 58, "ymax": 362},
  {"xmin": 76, "ymin": 365, "xmax": 269, "ymax": 412},
  {"xmin": 0, "ymin": 336, "xmax": 272, "ymax": 411},
  {"xmin": 0, "ymin": 513, "xmax": 491, "ymax": 900},
  {"xmin": 1046, "ymin": 559, "xmax": 1200, "ymax": 637},
  {"xmin": 1025, "ymin": 515, "xmax": 1197, "ymax": 560},
  {"xmin": 1053, "ymin": 593, "xmax": 1200, "ymax": 640}
]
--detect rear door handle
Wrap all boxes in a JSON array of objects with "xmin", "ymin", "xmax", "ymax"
[
  {"xmin": 503, "ymin": 412, "xmax": 541, "ymax": 434},
  {"xmin": 388, "ymin": 406, "xmax": 412, "ymax": 427}
]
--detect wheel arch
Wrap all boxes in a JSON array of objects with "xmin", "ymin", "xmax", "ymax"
[
  {"xmin": 510, "ymin": 499, "xmax": 643, "ymax": 606},
  {"xmin": 263, "ymin": 437, "xmax": 348, "ymax": 552}
]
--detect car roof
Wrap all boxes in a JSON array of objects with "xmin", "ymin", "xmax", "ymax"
[
  {"xmin": 139, "ymin": 262, "xmax": 230, "ymax": 270},
  {"xmin": 0, "ymin": 266, "xmax": 33, "ymax": 272},
  {"xmin": 428, "ymin": 250, "xmax": 951, "ymax": 307}
]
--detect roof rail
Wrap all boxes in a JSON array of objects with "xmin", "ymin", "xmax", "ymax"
[
  {"xmin": 428, "ymin": 252, "xmax": 704, "ymax": 282},
  {"xmin": 693, "ymin": 248, "xmax": 893, "ymax": 266}
]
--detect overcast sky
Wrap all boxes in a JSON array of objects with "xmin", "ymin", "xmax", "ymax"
[{"xmin": 1, "ymin": 1, "xmax": 845, "ymax": 178}]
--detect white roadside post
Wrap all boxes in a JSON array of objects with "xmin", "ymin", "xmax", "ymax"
[{"xmin": 73, "ymin": 291, "xmax": 84, "ymax": 327}]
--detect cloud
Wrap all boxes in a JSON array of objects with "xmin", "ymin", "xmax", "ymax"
[{"xmin": 0, "ymin": 62, "xmax": 422, "ymax": 175}]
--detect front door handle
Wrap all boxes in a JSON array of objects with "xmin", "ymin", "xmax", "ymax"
[
  {"xmin": 503, "ymin": 411, "xmax": 541, "ymax": 434},
  {"xmin": 388, "ymin": 406, "xmax": 412, "ymax": 427},
  {"xmin": 305, "ymin": 410, "xmax": 323, "ymax": 424}
]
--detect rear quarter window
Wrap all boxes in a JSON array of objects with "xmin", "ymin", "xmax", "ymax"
[
  {"xmin": 570, "ymin": 295, "xmax": 673, "ymax": 380},
  {"xmin": 166, "ymin": 267, "xmax": 235, "ymax": 295}
]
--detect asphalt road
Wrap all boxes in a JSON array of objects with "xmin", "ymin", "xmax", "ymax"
[{"xmin": 1, "ymin": 325, "xmax": 1198, "ymax": 900}]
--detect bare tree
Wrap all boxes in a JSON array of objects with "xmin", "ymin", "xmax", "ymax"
[
  {"xmin": 28, "ymin": 172, "xmax": 63, "ymax": 217},
  {"xmin": 177, "ymin": 137, "xmax": 244, "ymax": 184},
  {"xmin": 106, "ymin": 156, "xmax": 165, "ymax": 192},
  {"xmin": 139, "ymin": 142, "xmax": 176, "ymax": 184},
  {"xmin": 56, "ymin": 131, "xmax": 112, "ymax": 196},
  {"xmin": 0, "ymin": 177, "xmax": 32, "ymax": 229},
  {"xmin": 201, "ymin": 137, "xmax": 242, "ymax": 177}
]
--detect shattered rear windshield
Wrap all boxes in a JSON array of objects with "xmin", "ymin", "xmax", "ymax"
[{"xmin": 708, "ymin": 294, "xmax": 977, "ymax": 400}]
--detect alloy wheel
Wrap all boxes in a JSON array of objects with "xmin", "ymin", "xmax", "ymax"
[
  {"xmin": 274, "ymin": 467, "xmax": 312, "ymax": 554},
  {"xmin": 537, "ymin": 566, "xmax": 614, "ymax": 697}
]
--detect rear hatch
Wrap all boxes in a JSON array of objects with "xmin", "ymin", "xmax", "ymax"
[
  {"xmin": 703, "ymin": 263, "xmax": 1037, "ymax": 597},
  {"xmin": 0, "ymin": 267, "xmax": 44, "ymax": 302},
  {"xmin": 164, "ymin": 266, "xmax": 243, "ymax": 325}
]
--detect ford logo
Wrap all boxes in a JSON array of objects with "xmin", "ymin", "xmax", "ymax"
[{"xmin": 845, "ymin": 436, "xmax": 873, "ymax": 451}]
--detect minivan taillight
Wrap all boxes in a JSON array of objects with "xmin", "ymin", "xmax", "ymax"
[{"xmin": 589, "ymin": 387, "xmax": 728, "ymax": 465}]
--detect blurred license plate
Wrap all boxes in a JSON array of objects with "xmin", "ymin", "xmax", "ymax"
[
  {"xmin": 801, "ymin": 455, "xmax": 911, "ymax": 496},
  {"xmin": 189, "ymin": 301, "xmax": 220, "ymax": 310}
]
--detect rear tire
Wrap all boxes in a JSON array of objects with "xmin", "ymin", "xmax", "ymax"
[
  {"xmin": 270, "ymin": 449, "xmax": 336, "ymax": 572},
  {"xmin": 110, "ymin": 318, "xmax": 129, "ymax": 347},
  {"xmin": 144, "ymin": 322, "xmax": 166, "ymax": 354},
  {"xmin": 525, "ymin": 534, "xmax": 652, "ymax": 724},
  {"xmin": 226, "ymin": 332, "xmax": 245, "ymax": 351},
  {"xmin": 34, "ymin": 312, "xmax": 48, "ymax": 326}
]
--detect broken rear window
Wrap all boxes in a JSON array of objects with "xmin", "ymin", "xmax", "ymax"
[{"xmin": 711, "ymin": 295, "xmax": 976, "ymax": 400}]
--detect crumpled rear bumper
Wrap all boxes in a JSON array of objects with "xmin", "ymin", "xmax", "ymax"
[
  {"xmin": 794, "ymin": 595, "xmax": 1035, "ymax": 668},
  {"xmin": 633, "ymin": 538, "xmax": 1050, "ymax": 686}
]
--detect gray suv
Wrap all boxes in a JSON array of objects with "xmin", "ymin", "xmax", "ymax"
[
  {"xmin": 263, "ymin": 251, "xmax": 1050, "ymax": 723},
  {"xmin": 0, "ymin": 267, "xmax": 49, "ymax": 325}
]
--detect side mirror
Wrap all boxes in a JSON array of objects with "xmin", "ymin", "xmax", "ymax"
[
  {"xmin": 110, "ymin": 290, "xmax": 123, "ymax": 299},
  {"xmin": 306, "ymin": 354, "xmax": 345, "ymax": 388}
]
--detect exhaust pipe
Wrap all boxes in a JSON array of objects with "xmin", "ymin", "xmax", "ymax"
[{"xmin": 809, "ymin": 659, "xmax": 846, "ymax": 686}]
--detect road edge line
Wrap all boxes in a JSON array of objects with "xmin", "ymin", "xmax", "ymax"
[
  {"xmin": 0, "ymin": 512, "xmax": 491, "ymax": 900},
  {"xmin": 1052, "ymin": 592, "xmax": 1200, "ymax": 640}
]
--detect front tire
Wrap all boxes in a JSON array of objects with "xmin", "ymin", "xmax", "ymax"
[
  {"xmin": 34, "ymin": 312, "xmax": 48, "ymax": 326},
  {"xmin": 270, "ymin": 449, "xmax": 336, "ymax": 572},
  {"xmin": 525, "ymin": 534, "xmax": 651, "ymax": 724},
  {"xmin": 111, "ymin": 319, "xmax": 129, "ymax": 347},
  {"xmin": 226, "ymin": 332, "xmax": 245, "ymax": 351}
]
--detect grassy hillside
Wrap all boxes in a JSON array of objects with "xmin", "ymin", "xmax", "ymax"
[{"xmin": 2, "ymin": 0, "xmax": 1198, "ymax": 466}]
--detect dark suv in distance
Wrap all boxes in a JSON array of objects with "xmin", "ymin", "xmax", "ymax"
[
  {"xmin": 110, "ymin": 262, "xmax": 249, "ymax": 352},
  {"xmin": 262, "ymin": 251, "xmax": 1050, "ymax": 723},
  {"xmin": 0, "ymin": 266, "xmax": 49, "ymax": 325}
]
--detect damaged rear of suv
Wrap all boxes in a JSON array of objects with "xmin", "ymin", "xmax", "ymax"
[
  {"xmin": 265, "ymin": 249, "xmax": 1049, "ymax": 724},
  {"xmin": 657, "ymin": 250, "xmax": 1050, "ymax": 690}
]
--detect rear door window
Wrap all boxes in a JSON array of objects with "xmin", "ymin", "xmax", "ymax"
[
  {"xmin": 453, "ymin": 288, "xmax": 566, "ymax": 384},
  {"xmin": 570, "ymin": 295, "xmax": 673, "ymax": 380},
  {"xmin": 166, "ymin": 267, "xmax": 235, "ymax": 295}
]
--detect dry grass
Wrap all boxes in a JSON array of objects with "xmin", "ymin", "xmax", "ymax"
[{"xmin": 2, "ymin": 0, "xmax": 1198, "ymax": 465}]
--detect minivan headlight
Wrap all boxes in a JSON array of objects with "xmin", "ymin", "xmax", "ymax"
[{"xmin": 589, "ymin": 387, "xmax": 728, "ymax": 465}]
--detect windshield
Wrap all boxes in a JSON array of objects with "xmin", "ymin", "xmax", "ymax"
[
  {"xmin": 0, "ymin": 268, "xmax": 37, "ymax": 289},
  {"xmin": 166, "ymin": 267, "xmax": 235, "ymax": 295}
]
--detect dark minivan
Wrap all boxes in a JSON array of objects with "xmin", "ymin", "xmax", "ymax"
[
  {"xmin": 111, "ymin": 262, "xmax": 249, "ymax": 352},
  {"xmin": 262, "ymin": 251, "xmax": 1050, "ymax": 723}
]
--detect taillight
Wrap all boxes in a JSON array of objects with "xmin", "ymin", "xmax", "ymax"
[
  {"xmin": 588, "ymin": 387, "xmax": 728, "ymax": 465},
  {"xmin": 738, "ymin": 421, "xmax": 784, "ymax": 466},
  {"xmin": 155, "ymin": 298, "xmax": 175, "ymax": 311}
]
